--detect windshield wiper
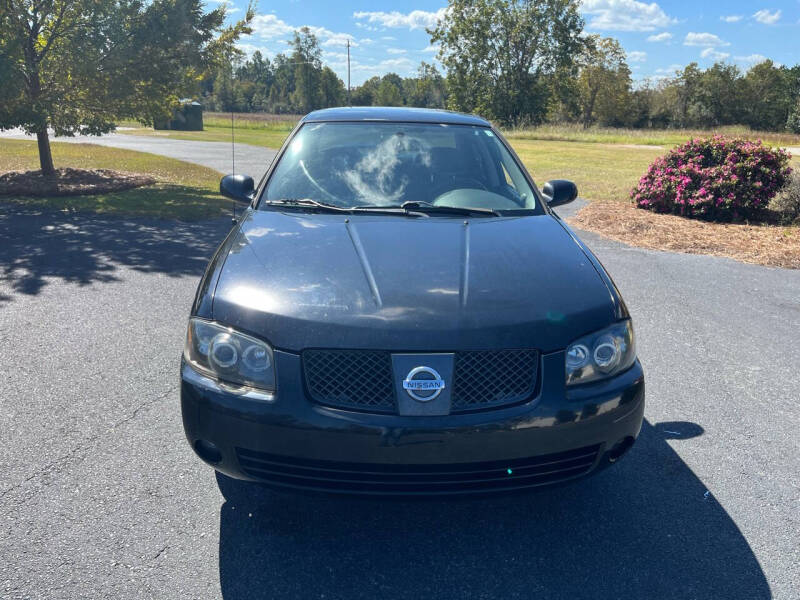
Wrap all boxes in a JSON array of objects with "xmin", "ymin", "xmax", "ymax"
[
  {"xmin": 399, "ymin": 201, "xmax": 501, "ymax": 217},
  {"xmin": 353, "ymin": 201, "xmax": 500, "ymax": 217},
  {"xmin": 263, "ymin": 198, "xmax": 349, "ymax": 213}
]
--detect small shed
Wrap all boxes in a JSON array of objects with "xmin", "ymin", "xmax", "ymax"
[{"xmin": 154, "ymin": 99, "xmax": 204, "ymax": 131}]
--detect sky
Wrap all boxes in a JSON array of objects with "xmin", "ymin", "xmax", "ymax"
[{"xmin": 210, "ymin": 0, "xmax": 800, "ymax": 85}]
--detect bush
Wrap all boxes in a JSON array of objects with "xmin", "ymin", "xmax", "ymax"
[
  {"xmin": 631, "ymin": 136, "xmax": 792, "ymax": 221},
  {"xmin": 770, "ymin": 172, "xmax": 800, "ymax": 224}
]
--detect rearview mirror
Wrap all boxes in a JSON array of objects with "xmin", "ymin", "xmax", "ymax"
[
  {"xmin": 220, "ymin": 174, "xmax": 255, "ymax": 204},
  {"xmin": 542, "ymin": 180, "xmax": 578, "ymax": 207}
]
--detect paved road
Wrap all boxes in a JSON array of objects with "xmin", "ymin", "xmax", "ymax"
[
  {"xmin": 1, "ymin": 138, "xmax": 799, "ymax": 599},
  {"xmin": 0, "ymin": 130, "xmax": 277, "ymax": 180}
]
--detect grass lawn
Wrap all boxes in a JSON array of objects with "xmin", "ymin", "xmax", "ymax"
[
  {"xmin": 118, "ymin": 112, "xmax": 298, "ymax": 150},
  {"xmin": 117, "ymin": 113, "xmax": 799, "ymax": 204},
  {"xmin": 0, "ymin": 139, "xmax": 229, "ymax": 219},
  {"xmin": 504, "ymin": 123, "xmax": 800, "ymax": 148}
]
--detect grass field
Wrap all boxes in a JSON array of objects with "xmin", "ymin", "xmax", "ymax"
[
  {"xmin": 117, "ymin": 113, "xmax": 799, "ymax": 203},
  {"xmin": 5, "ymin": 115, "xmax": 798, "ymax": 220},
  {"xmin": 118, "ymin": 112, "xmax": 299, "ymax": 150},
  {"xmin": 503, "ymin": 123, "xmax": 800, "ymax": 148},
  {"xmin": 0, "ymin": 139, "xmax": 228, "ymax": 219}
]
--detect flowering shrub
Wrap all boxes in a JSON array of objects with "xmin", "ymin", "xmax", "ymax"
[
  {"xmin": 631, "ymin": 136, "xmax": 792, "ymax": 221},
  {"xmin": 770, "ymin": 172, "xmax": 800, "ymax": 225}
]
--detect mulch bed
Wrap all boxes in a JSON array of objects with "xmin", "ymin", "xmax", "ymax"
[
  {"xmin": 569, "ymin": 201, "xmax": 800, "ymax": 269},
  {"xmin": 0, "ymin": 168, "xmax": 156, "ymax": 197}
]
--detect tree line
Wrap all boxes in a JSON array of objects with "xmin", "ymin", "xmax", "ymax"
[
  {"xmin": 204, "ymin": 0, "xmax": 800, "ymax": 133},
  {"xmin": 201, "ymin": 27, "xmax": 446, "ymax": 114}
]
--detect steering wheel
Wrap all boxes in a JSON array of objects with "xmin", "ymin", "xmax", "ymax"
[{"xmin": 429, "ymin": 174, "xmax": 488, "ymax": 199}]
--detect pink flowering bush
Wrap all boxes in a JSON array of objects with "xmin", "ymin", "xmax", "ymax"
[{"xmin": 631, "ymin": 136, "xmax": 792, "ymax": 221}]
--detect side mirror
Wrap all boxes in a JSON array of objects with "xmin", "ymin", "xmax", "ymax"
[
  {"xmin": 220, "ymin": 174, "xmax": 255, "ymax": 203},
  {"xmin": 542, "ymin": 180, "xmax": 578, "ymax": 207}
]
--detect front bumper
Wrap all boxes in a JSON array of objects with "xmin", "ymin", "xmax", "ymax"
[{"xmin": 181, "ymin": 351, "xmax": 644, "ymax": 495}]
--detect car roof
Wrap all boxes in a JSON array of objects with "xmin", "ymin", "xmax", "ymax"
[{"xmin": 301, "ymin": 106, "xmax": 491, "ymax": 127}]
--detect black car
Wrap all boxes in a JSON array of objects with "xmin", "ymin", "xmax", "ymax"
[{"xmin": 181, "ymin": 107, "xmax": 644, "ymax": 495}]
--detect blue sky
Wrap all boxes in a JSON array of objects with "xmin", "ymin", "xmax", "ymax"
[{"xmin": 211, "ymin": 0, "xmax": 800, "ymax": 85}]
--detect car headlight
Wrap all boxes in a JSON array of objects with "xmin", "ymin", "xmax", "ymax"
[
  {"xmin": 565, "ymin": 320, "xmax": 636, "ymax": 386},
  {"xmin": 184, "ymin": 318, "xmax": 275, "ymax": 391}
]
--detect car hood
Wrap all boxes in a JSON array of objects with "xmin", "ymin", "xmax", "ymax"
[{"xmin": 211, "ymin": 210, "xmax": 616, "ymax": 352}]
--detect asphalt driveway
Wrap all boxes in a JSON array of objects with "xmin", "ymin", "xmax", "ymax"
[{"xmin": 1, "ymin": 137, "xmax": 799, "ymax": 599}]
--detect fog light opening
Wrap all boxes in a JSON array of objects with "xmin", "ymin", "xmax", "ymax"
[
  {"xmin": 608, "ymin": 436, "xmax": 635, "ymax": 463},
  {"xmin": 194, "ymin": 439, "xmax": 223, "ymax": 464}
]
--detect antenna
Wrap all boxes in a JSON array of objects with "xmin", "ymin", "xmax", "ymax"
[
  {"xmin": 231, "ymin": 110, "xmax": 236, "ymax": 223},
  {"xmin": 346, "ymin": 39, "xmax": 351, "ymax": 105}
]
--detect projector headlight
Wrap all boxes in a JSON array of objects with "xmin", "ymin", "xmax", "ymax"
[
  {"xmin": 184, "ymin": 318, "xmax": 275, "ymax": 392},
  {"xmin": 565, "ymin": 320, "xmax": 636, "ymax": 386}
]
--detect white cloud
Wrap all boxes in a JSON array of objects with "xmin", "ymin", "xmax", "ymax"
[
  {"xmin": 720, "ymin": 15, "xmax": 743, "ymax": 23},
  {"xmin": 320, "ymin": 32, "xmax": 357, "ymax": 48},
  {"xmin": 581, "ymin": 0, "xmax": 677, "ymax": 31},
  {"xmin": 628, "ymin": 51, "xmax": 647, "ymax": 62},
  {"xmin": 646, "ymin": 32, "xmax": 672, "ymax": 42},
  {"xmin": 250, "ymin": 14, "xmax": 294, "ymax": 39},
  {"xmin": 735, "ymin": 53, "xmax": 768, "ymax": 65},
  {"xmin": 249, "ymin": 13, "xmax": 357, "ymax": 50},
  {"xmin": 360, "ymin": 38, "xmax": 374, "ymax": 45},
  {"xmin": 655, "ymin": 63, "xmax": 683, "ymax": 74},
  {"xmin": 325, "ymin": 56, "xmax": 416, "ymax": 78},
  {"xmin": 386, "ymin": 48, "xmax": 407, "ymax": 55},
  {"xmin": 352, "ymin": 8, "xmax": 447, "ymax": 31},
  {"xmin": 355, "ymin": 22, "xmax": 380, "ymax": 32},
  {"xmin": 422, "ymin": 45, "xmax": 440, "ymax": 53},
  {"xmin": 684, "ymin": 32, "xmax": 729, "ymax": 47},
  {"xmin": 701, "ymin": 47, "xmax": 731, "ymax": 61},
  {"xmin": 381, "ymin": 57, "xmax": 415, "ymax": 70},
  {"xmin": 752, "ymin": 9, "xmax": 781, "ymax": 25}
]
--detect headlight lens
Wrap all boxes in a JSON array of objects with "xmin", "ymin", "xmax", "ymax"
[
  {"xmin": 565, "ymin": 320, "xmax": 635, "ymax": 386},
  {"xmin": 184, "ymin": 318, "xmax": 275, "ymax": 391}
]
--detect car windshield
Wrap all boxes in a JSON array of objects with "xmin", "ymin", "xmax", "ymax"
[{"xmin": 260, "ymin": 122, "xmax": 540, "ymax": 213}]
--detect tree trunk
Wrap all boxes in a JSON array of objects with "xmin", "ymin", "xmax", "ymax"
[{"xmin": 36, "ymin": 127, "xmax": 56, "ymax": 177}]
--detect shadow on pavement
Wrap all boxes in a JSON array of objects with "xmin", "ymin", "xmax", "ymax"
[
  {"xmin": 0, "ymin": 202, "xmax": 232, "ymax": 300},
  {"xmin": 216, "ymin": 420, "xmax": 769, "ymax": 600}
]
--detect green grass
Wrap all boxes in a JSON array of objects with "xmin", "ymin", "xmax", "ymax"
[
  {"xmin": 511, "ymin": 138, "xmax": 798, "ymax": 203},
  {"xmin": 511, "ymin": 140, "xmax": 665, "ymax": 202},
  {"xmin": 118, "ymin": 112, "xmax": 299, "ymax": 150},
  {"xmin": 116, "ymin": 113, "xmax": 800, "ymax": 203},
  {"xmin": 504, "ymin": 123, "xmax": 800, "ymax": 148},
  {"xmin": 0, "ymin": 139, "xmax": 229, "ymax": 219},
  {"xmin": 119, "ymin": 113, "xmax": 800, "ymax": 151},
  {"xmin": 6, "ymin": 117, "xmax": 797, "ymax": 218}
]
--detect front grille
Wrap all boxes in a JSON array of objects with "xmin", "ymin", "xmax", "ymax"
[
  {"xmin": 236, "ymin": 444, "xmax": 601, "ymax": 494},
  {"xmin": 303, "ymin": 349, "xmax": 395, "ymax": 412},
  {"xmin": 452, "ymin": 350, "xmax": 538, "ymax": 411},
  {"xmin": 303, "ymin": 349, "xmax": 539, "ymax": 413}
]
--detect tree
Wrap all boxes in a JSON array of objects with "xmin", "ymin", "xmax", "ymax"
[
  {"xmin": 742, "ymin": 60, "xmax": 794, "ymax": 131},
  {"xmin": 318, "ymin": 67, "xmax": 346, "ymax": 108},
  {"xmin": 351, "ymin": 76, "xmax": 381, "ymax": 106},
  {"xmin": 430, "ymin": 0, "xmax": 585, "ymax": 124},
  {"xmin": 696, "ymin": 62, "xmax": 743, "ymax": 126},
  {"xmin": 289, "ymin": 27, "xmax": 323, "ymax": 113},
  {"xmin": 0, "ymin": 0, "xmax": 253, "ymax": 176},
  {"xmin": 267, "ymin": 54, "xmax": 295, "ymax": 113},
  {"xmin": 375, "ymin": 75, "xmax": 404, "ymax": 106},
  {"xmin": 576, "ymin": 36, "xmax": 631, "ymax": 128},
  {"xmin": 408, "ymin": 62, "xmax": 446, "ymax": 108}
]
